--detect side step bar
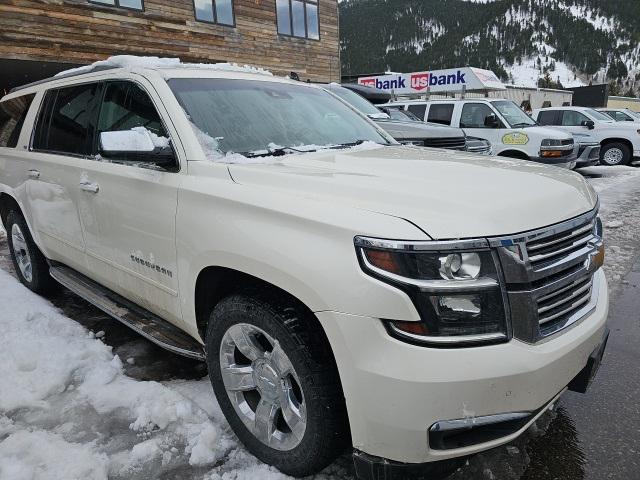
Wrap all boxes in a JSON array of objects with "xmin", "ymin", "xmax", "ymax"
[{"xmin": 50, "ymin": 265, "xmax": 205, "ymax": 361}]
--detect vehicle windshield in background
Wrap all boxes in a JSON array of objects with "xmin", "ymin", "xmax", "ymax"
[
  {"xmin": 625, "ymin": 109, "xmax": 640, "ymax": 120},
  {"xmin": 587, "ymin": 109, "xmax": 615, "ymax": 122},
  {"xmin": 491, "ymin": 100, "xmax": 537, "ymax": 128},
  {"xmin": 326, "ymin": 84, "xmax": 389, "ymax": 119},
  {"xmin": 386, "ymin": 108, "xmax": 420, "ymax": 122},
  {"xmin": 168, "ymin": 79, "xmax": 390, "ymax": 155}
]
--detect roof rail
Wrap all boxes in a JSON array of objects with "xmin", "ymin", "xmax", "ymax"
[{"xmin": 9, "ymin": 64, "xmax": 119, "ymax": 94}]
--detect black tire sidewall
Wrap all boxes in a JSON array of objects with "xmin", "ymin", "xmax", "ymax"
[
  {"xmin": 601, "ymin": 142, "xmax": 631, "ymax": 166},
  {"xmin": 205, "ymin": 294, "xmax": 346, "ymax": 477}
]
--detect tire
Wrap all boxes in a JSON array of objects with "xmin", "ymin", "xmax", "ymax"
[
  {"xmin": 5, "ymin": 208, "xmax": 58, "ymax": 294},
  {"xmin": 600, "ymin": 142, "xmax": 631, "ymax": 166},
  {"xmin": 205, "ymin": 292, "xmax": 349, "ymax": 477}
]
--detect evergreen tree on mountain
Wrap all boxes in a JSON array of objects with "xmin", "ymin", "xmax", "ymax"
[{"xmin": 340, "ymin": 0, "xmax": 639, "ymax": 87}]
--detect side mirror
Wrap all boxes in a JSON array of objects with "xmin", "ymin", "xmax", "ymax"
[
  {"xmin": 99, "ymin": 129, "xmax": 176, "ymax": 169},
  {"xmin": 581, "ymin": 120, "xmax": 595, "ymax": 130},
  {"xmin": 484, "ymin": 114, "xmax": 500, "ymax": 128}
]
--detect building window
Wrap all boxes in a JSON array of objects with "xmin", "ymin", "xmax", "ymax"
[
  {"xmin": 90, "ymin": 0, "xmax": 143, "ymax": 11},
  {"xmin": 194, "ymin": 0, "xmax": 235, "ymax": 26},
  {"xmin": 276, "ymin": 0, "xmax": 319, "ymax": 40}
]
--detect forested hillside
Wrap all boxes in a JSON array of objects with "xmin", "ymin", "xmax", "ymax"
[{"xmin": 339, "ymin": 0, "xmax": 640, "ymax": 95}]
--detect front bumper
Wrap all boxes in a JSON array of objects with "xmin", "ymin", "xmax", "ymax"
[
  {"xmin": 575, "ymin": 144, "xmax": 601, "ymax": 168},
  {"xmin": 317, "ymin": 269, "xmax": 608, "ymax": 466}
]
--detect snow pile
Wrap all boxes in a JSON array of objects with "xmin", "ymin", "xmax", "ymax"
[
  {"xmin": 0, "ymin": 268, "xmax": 232, "ymax": 479},
  {"xmin": 100, "ymin": 127, "xmax": 170, "ymax": 152},
  {"xmin": 55, "ymin": 55, "xmax": 273, "ymax": 78}
]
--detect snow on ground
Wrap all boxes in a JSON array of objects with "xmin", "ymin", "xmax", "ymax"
[{"xmin": 1, "ymin": 165, "xmax": 640, "ymax": 479}]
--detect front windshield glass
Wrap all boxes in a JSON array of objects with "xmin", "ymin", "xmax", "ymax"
[
  {"xmin": 387, "ymin": 108, "xmax": 420, "ymax": 122},
  {"xmin": 491, "ymin": 100, "xmax": 536, "ymax": 127},
  {"xmin": 326, "ymin": 85, "xmax": 388, "ymax": 118},
  {"xmin": 586, "ymin": 109, "xmax": 615, "ymax": 122},
  {"xmin": 168, "ymin": 78, "xmax": 390, "ymax": 155}
]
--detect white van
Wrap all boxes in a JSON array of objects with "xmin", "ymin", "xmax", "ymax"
[{"xmin": 386, "ymin": 99, "xmax": 577, "ymax": 168}]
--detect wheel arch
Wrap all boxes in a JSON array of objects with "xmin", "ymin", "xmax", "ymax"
[
  {"xmin": 0, "ymin": 192, "xmax": 21, "ymax": 226},
  {"xmin": 498, "ymin": 149, "xmax": 530, "ymax": 160},
  {"xmin": 600, "ymin": 137, "xmax": 633, "ymax": 150}
]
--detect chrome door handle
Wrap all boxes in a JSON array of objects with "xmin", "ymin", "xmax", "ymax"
[
  {"xmin": 28, "ymin": 169, "xmax": 40, "ymax": 179},
  {"xmin": 79, "ymin": 181, "xmax": 99, "ymax": 193}
]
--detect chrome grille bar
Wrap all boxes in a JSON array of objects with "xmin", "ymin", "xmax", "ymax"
[{"xmin": 527, "ymin": 222, "xmax": 594, "ymax": 252}]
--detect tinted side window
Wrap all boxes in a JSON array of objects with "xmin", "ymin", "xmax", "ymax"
[
  {"xmin": 98, "ymin": 81, "xmax": 165, "ymax": 136},
  {"xmin": 407, "ymin": 104, "xmax": 426, "ymax": 121},
  {"xmin": 561, "ymin": 111, "xmax": 589, "ymax": 127},
  {"xmin": 460, "ymin": 103, "xmax": 496, "ymax": 128},
  {"xmin": 33, "ymin": 83, "xmax": 99, "ymax": 155},
  {"xmin": 0, "ymin": 94, "xmax": 35, "ymax": 148},
  {"xmin": 537, "ymin": 110, "xmax": 558, "ymax": 126},
  {"xmin": 427, "ymin": 104, "xmax": 454, "ymax": 125}
]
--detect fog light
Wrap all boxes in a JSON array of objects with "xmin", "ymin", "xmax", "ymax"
[{"xmin": 439, "ymin": 253, "xmax": 481, "ymax": 280}]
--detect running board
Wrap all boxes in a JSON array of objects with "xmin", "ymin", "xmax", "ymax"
[{"xmin": 49, "ymin": 265, "xmax": 205, "ymax": 361}]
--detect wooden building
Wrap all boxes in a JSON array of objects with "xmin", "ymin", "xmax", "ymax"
[{"xmin": 0, "ymin": 0, "xmax": 340, "ymax": 95}]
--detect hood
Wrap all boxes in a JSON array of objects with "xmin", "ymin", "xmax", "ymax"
[
  {"xmin": 526, "ymin": 126, "xmax": 574, "ymax": 140},
  {"xmin": 375, "ymin": 119, "xmax": 465, "ymax": 141},
  {"xmin": 228, "ymin": 146, "xmax": 597, "ymax": 240}
]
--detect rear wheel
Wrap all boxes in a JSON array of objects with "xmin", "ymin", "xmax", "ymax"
[
  {"xmin": 600, "ymin": 142, "xmax": 631, "ymax": 166},
  {"xmin": 5, "ymin": 209, "xmax": 58, "ymax": 294},
  {"xmin": 205, "ymin": 292, "xmax": 349, "ymax": 477}
]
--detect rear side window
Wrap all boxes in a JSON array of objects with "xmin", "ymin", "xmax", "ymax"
[
  {"xmin": 427, "ymin": 104, "xmax": 454, "ymax": 125},
  {"xmin": 407, "ymin": 104, "xmax": 426, "ymax": 121},
  {"xmin": 97, "ymin": 81, "xmax": 165, "ymax": 136},
  {"xmin": 537, "ymin": 110, "xmax": 559, "ymax": 126},
  {"xmin": 33, "ymin": 83, "xmax": 99, "ymax": 155},
  {"xmin": 0, "ymin": 94, "xmax": 35, "ymax": 148}
]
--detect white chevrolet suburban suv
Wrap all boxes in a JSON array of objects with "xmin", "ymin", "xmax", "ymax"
[{"xmin": 0, "ymin": 58, "xmax": 609, "ymax": 479}]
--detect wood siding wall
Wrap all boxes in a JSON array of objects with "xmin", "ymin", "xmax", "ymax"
[{"xmin": 0, "ymin": 0, "xmax": 340, "ymax": 82}]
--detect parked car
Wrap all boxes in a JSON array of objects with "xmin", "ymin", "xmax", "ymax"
[
  {"xmin": 597, "ymin": 108, "xmax": 640, "ymax": 124},
  {"xmin": 533, "ymin": 106, "xmax": 640, "ymax": 166},
  {"xmin": 324, "ymin": 84, "xmax": 491, "ymax": 154},
  {"xmin": 387, "ymin": 99, "xmax": 577, "ymax": 168},
  {"xmin": 0, "ymin": 59, "xmax": 609, "ymax": 480}
]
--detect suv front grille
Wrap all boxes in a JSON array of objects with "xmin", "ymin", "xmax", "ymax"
[
  {"xmin": 424, "ymin": 137, "xmax": 467, "ymax": 150},
  {"xmin": 492, "ymin": 208, "xmax": 602, "ymax": 343}
]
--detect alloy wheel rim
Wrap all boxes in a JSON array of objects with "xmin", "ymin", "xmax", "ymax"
[
  {"xmin": 11, "ymin": 223, "xmax": 32, "ymax": 283},
  {"xmin": 603, "ymin": 148, "xmax": 624, "ymax": 165},
  {"xmin": 220, "ymin": 323, "xmax": 307, "ymax": 451}
]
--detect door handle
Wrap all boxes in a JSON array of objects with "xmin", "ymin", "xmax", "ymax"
[
  {"xmin": 79, "ymin": 181, "xmax": 100, "ymax": 194},
  {"xmin": 28, "ymin": 169, "xmax": 40, "ymax": 179}
]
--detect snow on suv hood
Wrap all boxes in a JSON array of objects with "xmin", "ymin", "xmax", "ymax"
[{"xmin": 229, "ymin": 146, "xmax": 597, "ymax": 239}]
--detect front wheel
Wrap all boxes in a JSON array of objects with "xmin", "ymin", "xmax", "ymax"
[
  {"xmin": 600, "ymin": 142, "xmax": 631, "ymax": 166},
  {"xmin": 205, "ymin": 293, "xmax": 349, "ymax": 477}
]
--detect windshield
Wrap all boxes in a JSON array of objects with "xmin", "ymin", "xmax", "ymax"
[
  {"xmin": 168, "ymin": 78, "xmax": 390, "ymax": 155},
  {"xmin": 625, "ymin": 109, "xmax": 640, "ymax": 120},
  {"xmin": 586, "ymin": 109, "xmax": 615, "ymax": 122},
  {"xmin": 491, "ymin": 100, "xmax": 536, "ymax": 127},
  {"xmin": 325, "ymin": 84, "xmax": 388, "ymax": 118},
  {"xmin": 386, "ymin": 108, "xmax": 420, "ymax": 122}
]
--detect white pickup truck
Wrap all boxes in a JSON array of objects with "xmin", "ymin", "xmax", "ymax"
[
  {"xmin": 533, "ymin": 106, "xmax": 640, "ymax": 166},
  {"xmin": 386, "ymin": 99, "xmax": 578, "ymax": 168},
  {"xmin": 0, "ymin": 58, "xmax": 609, "ymax": 479}
]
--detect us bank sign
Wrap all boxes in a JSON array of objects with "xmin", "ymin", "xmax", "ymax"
[{"xmin": 358, "ymin": 67, "xmax": 506, "ymax": 94}]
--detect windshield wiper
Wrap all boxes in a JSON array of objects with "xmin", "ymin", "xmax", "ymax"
[
  {"xmin": 328, "ymin": 140, "xmax": 369, "ymax": 150},
  {"xmin": 242, "ymin": 145, "xmax": 313, "ymax": 158},
  {"xmin": 511, "ymin": 122, "xmax": 535, "ymax": 128}
]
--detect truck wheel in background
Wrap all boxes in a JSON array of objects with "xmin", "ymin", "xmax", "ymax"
[
  {"xmin": 5, "ymin": 209, "xmax": 58, "ymax": 294},
  {"xmin": 600, "ymin": 142, "xmax": 631, "ymax": 166},
  {"xmin": 205, "ymin": 292, "xmax": 349, "ymax": 477}
]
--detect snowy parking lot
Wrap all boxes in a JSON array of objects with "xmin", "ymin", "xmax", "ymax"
[{"xmin": 1, "ymin": 165, "xmax": 639, "ymax": 480}]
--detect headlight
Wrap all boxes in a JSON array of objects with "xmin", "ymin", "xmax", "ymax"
[
  {"xmin": 541, "ymin": 138, "xmax": 564, "ymax": 147},
  {"xmin": 355, "ymin": 237, "xmax": 509, "ymax": 347}
]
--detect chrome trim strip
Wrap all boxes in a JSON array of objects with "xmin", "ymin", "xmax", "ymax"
[
  {"xmin": 430, "ymin": 412, "xmax": 531, "ymax": 433},
  {"xmin": 528, "ymin": 234, "xmax": 595, "ymax": 263},
  {"xmin": 354, "ymin": 236, "xmax": 489, "ymax": 251},
  {"xmin": 359, "ymin": 249, "xmax": 499, "ymax": 292},
  {"xmin": 538, "ymin": 277, "xmax": 591, "ymax": 306},
  {"xmin": 388, "ymin": 323, "xmax": 507, "ymax": 345},
  {"xmin": 540, "ymin": 144, "xmax": 575, "ymax": 152},
  {"xmin": 527, "ymin": 223, "xmax": 594, "ymax": 252},
  {"xmin": 539, "ymin": 290, "xmax": 592, "ymax": 324}
]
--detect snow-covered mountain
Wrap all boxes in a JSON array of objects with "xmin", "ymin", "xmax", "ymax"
[{"xmin": 340, "ymin": 0, "xmax": 640, "ymax": 95}]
